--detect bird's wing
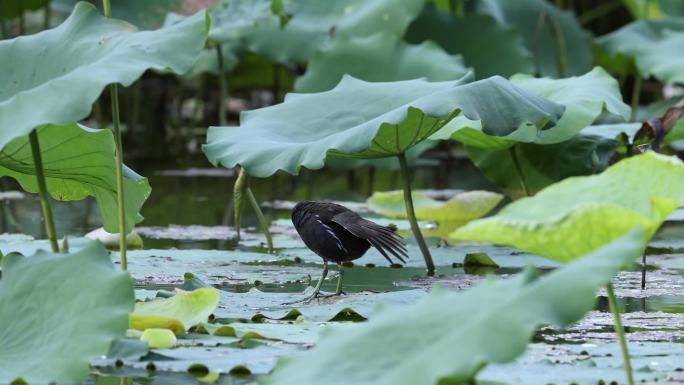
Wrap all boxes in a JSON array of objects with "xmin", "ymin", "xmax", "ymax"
[{"xmin": 332, "ymin": 211, "xmax": 408, "ymax": 264}]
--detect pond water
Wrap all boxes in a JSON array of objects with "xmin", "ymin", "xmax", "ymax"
[{"xmin": 1, "ymin": 163, "xmax": 683, "ymax": 385}]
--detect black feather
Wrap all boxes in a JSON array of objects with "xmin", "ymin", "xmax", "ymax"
[{"xmin": 292, "ymin": 201, "xmax": 408, "ymax": 265}]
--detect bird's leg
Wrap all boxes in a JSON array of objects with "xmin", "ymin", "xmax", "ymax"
[
  {"xmin": 282, "ymin": 261, "xmax": 328, "ymax": 305},
  {"xmin": 334, "ymin": 263, "xmax": 346, "ymax": 295}
]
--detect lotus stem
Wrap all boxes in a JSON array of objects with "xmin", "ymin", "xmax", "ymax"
[
  {"xmin": 245, "ymin": 184, "xmax": 274, "ymax": 253},
  {"xmin": 509, "ymin": 146, "xmax": 531, "ymax": 197},
  {"xmin": 29, "ymin": 130, "xmax": 59, "ymax": 253},
  {"xmin": 44, "ymin": 0, "xmax": 50, "ymax": 30},
  {"xmin": 398, "ymin": 152, "xmax": 434, "ymax": 275},
  {"xmin": 641, "ymin": 254, "xmax": 647, "ymax": 290},
  {"xmin": 216, "ymin": 44, "xmax": 228, "ymax": 126},
  {"xmin": 103, "ymin": 0, "xmax": 128, "ymax": 270},
  {"xmin": 630, "ymin": 75, "xmax": 642, "ymax": 122},
  {"xmin": 233, "ymin": 168, "xmax": 247, "ymax": 241},
  {"xmin": 606, "ymin": 283, "xmax": 635, "ymax": 385},
  {"xmin": 548, "ymin": 14, "xmax": 567, "ymax": 78}
]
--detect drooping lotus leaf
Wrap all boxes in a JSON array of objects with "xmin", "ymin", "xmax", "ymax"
[
  {"xmin": 367, "ymin": 190, "xmax": 503, "ymax": 223},
  {"xmin": 596, "ymin": 18, "xmax": 684, "ymax": 84},
  {"xmin": 129, "ymin": 313, "xmax": 185, "ymax": 336},
  {"xmin": 582, "ymin": 123, "xmax": 641, "ymax": 141},
  {"xmin": 452, "ymin": 152, "xmax": 684, "ymax": 262},
  {"xmin": 466, "ymin": 134, "xmax": 619, "ymax": 198},
  {"xmin": 0, "ymin": 123, "xmax": 150, "ymax": 233},
  {"xmin": 203, "ymin": 76, "xmax": 565, "ymax": 177},
  {"xmin": 242, "ymin": 0, "xmax": 425, "ymax": 64},
  {"xmin": 0, "ymin": 2, "xmax": 208, "ymax": 150},
  {"xmin": 433, "ymin": 67, "xmax": 630, "ymax": 148},
  {"xmin": 133, "ymin": 288, "xmax": 221, "ymax": 331},
  {"xmin": 0, "ymin": 241, "xmax": 134, "ymax": 384},
  {"xmin": 405, "ymin": 4, "xmax": 533, "ymax": 78},
  {"xmin": 264, "ymin": 229, "xmax": 643, "ymax": 385},
  {"xmin": 477, "ymin": 0, "xmax": 593, "ymax": 77},
  {"xmin": 208, "ymin": 0, "xmax": 273, "ymax": 51},
  {"xmin": 294, "ymin": 33, "xmax": 469, "ymax": 93}
]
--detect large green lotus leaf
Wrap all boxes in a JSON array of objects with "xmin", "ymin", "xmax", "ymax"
[
  {"xmin": 405, "ymin": 4, "xmax": 533, "ymax": 78},
  {"xmin": 294, "ymin": 33, "xmax": 469, "ymax": 93},
  {"xmin": 203, "ymin": 76, "xmax": 565, "ymax": 177},
  {"xmin": 582, "ymin": 123, "xmax": 641, "ymax": 141},
  {"xmin": 133, "ymin": 288, "xmax": 221, "ymax": 331},
  {"xmin": 0, "ymin": 123, "xmax": 150, "ymax": 233},
  {"xmin": 596, "ymin": 18, "xmax": 684, "ymax": 83},
  {"xmin": 0, "ymin": 241, "xmax": 134, "ymax": 384},
  {"xmin": 433, "ymin": 67, "xmax": 629, "ymax": 148},
  {"xmin": 478, "ymin": 0, "xmax": 592, "ymax": 77},
  {"xmin": 367, "ymin": 190, "xmax": 503, "ymax": 223},
  {"xmin": 452, "ymin": 152, "xmax": 684, "ymax": 262},
  {"xmin": 243, "ymin": 0, "xmax": 425, "ymax": 64},
  {"xmin": 324, "ymin": 140, "xmax": 437, "ymax": 171},
  {"xmin": 263, "ymin": 230, "xmax": 643, "ymax": 385},
  {"xmin": 208, "ymin": 0, "xmax": 272, "ymax": 52},
  {"xmin": 466, "ymin": 134, "xmax": 619, "ymax": 198},
  {"xmin": 0, "ymin": 2, "xmax": 208, "ymax": 150}
]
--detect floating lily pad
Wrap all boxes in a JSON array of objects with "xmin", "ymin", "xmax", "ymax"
[
  {"xmin": 452, "ymin": 152, "xmax": 684, "ymax": 262},
  {"xmin": 263, "ymin": 230, "xmax": 643, "ymax": 385},
  {"xmin": 366, "ymin": 190, "xmax": 502, "ymax": 225},
  {"xmin": 133, "ymin": 288, "xmax": 220, "ymax": 331},
  {"xmin": 0, "ymin": 2, "xmax": 208, "ymax": 150},
  {"xmin": 204, "ymin": 75, "xmax": 564, "ymax": 177},
  {"xmin": 0, "ymin": 241, "xmax": 134, "ymax": 384}
]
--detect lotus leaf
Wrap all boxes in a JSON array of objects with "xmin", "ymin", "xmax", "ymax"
[
  {"xmin": 141, "ymin": 328, "xmax": 177, "ymax": 349},
  {"xmin": 434, "ymin": 67, "xmax": 630, "ymax": 148},
  {"xmin": 406, "ymin": 4, "xmax": 533, "ymax": 78},
  {"xmin": 203, "ymin": 75, "xmax": 565, "ymax": 177},
  {"xmin": 0, "ymin": 241, "xmax": 134, "ymax": 384},
  {"xmin": 366, "ymin": 190, "xmax": 503, "ymax": 223},
  {"xmin": 241, "ymin": 0, "xmax": 425, "ymax": 63},
  {"xmin": 264, "ymin": 230, "xmax": 643, "ymax": 385},
  {"xmin": 466, "ymin": 134, "xmax": 619, "ymax": 197},
  {"xmin": 452, "ymin": 152, "xmax": 684, "ymax": 262},
  {"xmin": 478, "ymin": 0, "xmax": 593, "ymax": 77},
  {"xmin": 294, "ymin": 33, "xmax": 469, "ymax": 93},
  {"xmin": 0, "ymin": 2, "xmax": 208, "ymax": 150},
  {"xmin": 133, "ymin": 288, "xmax": 221, "ymax": 331},
  {"xmin": 596, "ymin": 18, "xmax": 684, "ymax": 83},
  {"xmin": 129, "ymin": 313, "xmax": 185, "ymax": 336},
  {"xmin": 0, "ymin": 123, "xmax": 150, "ymax": 233}
]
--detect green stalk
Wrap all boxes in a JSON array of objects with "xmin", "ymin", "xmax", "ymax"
[
  {"xmin": 398, "ymin": 152, "xmax": 434, "ymax": 275},
  {"xmin": 233, "ymin": 168, "xmax": 247, "ymax": 241},
  {"xmin": 216, "ymin": 44, "xmax": 227, "ymax": 126},
  {"xmin": 606, "ymin": 283, "xmax": 635, "ymax": 385},
  {"xmin": 103, "ymin": 0, "xmax": 127, "ymax": 270},
  {"xmin": 630, "ymin": 75, "xmax": 643, "ymax": 122},
  {"xmin": 509, "ymin": 146, "xmax": 531, "ymax": 197},
  {"xmin": 245, "ymin": 185, "xmax": 274, "ymax": 253},
  {"xmin": 29, "ymin": 130, "xmax": 59, "ymax": 252},
  {"xmin": 548, "ymin": 15, "xmax": 567, "ymax": 78},
  {"xmin": 44, "ymin": 0, "xmax": 51, "ymax": 30}
]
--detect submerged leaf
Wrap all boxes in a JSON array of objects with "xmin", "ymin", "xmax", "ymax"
[
  {"xmin": 133, "ymin": 288, "xmax": 221, "ymax": 331},
  {"xmin": 264, "ymin": 230, "xmax": 643, "ymax": 385},
  {"xmin": 367, "ymin": 190, "xmax": 503, "ymax": 224},
  {"xmin": 0, "ymin": 241, "xmax": 134, "ymax": 384},
  {"xmin": 0, "ymin": 123, "xmax": 150, "ymax": 233},
  {"xmin": 0, "ymin": 2, "xmax": 208, "ymax": 150},
  {"xmin": 204, "ymin": 76, "xmax": 564, "ymax": 177},
  {"xmin": 452, "ymin": 152, "xmax": 684, "ymax": 262}
]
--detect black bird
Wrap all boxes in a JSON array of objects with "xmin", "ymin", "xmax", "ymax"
[{"xmin": 290, "ymin": 201, "xmax": 408, "ymax": 302}]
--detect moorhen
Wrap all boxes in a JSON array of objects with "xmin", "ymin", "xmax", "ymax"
[{"xmin": 290, "ymin": 201, "xmax": 408, "ymax": 302}]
